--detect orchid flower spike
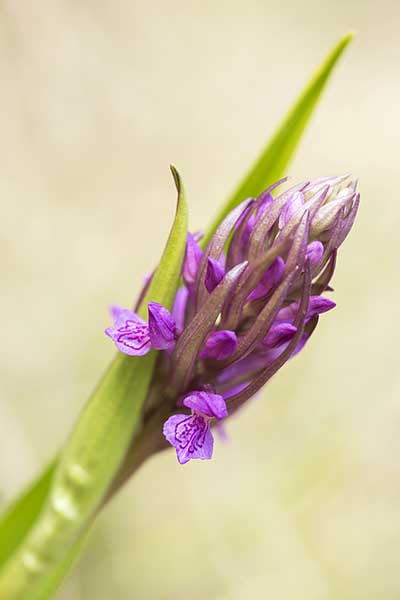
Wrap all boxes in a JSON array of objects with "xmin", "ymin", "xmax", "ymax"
[{"xmin": 106, "ymin": 176, "xmax": 359, "ymax": 464}]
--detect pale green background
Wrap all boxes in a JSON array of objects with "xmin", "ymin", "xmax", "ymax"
[{"xmin": 1, "ymin": 1, "xmax": 399, "ymax": 598}]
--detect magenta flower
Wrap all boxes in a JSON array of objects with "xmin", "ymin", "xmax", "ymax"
[
  {"xmin": 182, "ymin": 232, "xmax": 203, "ymax": 295},
  {"xmin": 105, "ymin": 302, "xmax": 176, "ymax": 355},
  {"xmin": 106, "ymin": 175, "xmax": 359, "ymax": 463},
  {"xmin": 205, "ymin": 257, "xmax": 225, "ymax": 293},
  {"xmin": 163, "ymin": 391, "xmax": 228, "ymax": 464},
  {"xmin": 200, "ymin": 330, "xmax": 238, "ymax": 360}
]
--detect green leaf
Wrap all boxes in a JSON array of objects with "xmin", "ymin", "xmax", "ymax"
[
  {"xmin": 0, "ymin": 168, "xmax": 188, "ymax": 599},
  {"xmin": 140, "ymin": 165, "xmax": 188, "ymax": 314},
  {"xmin": 202, "ymin": 33, "xmax": 354, "ymax": 247},
  {"xmin": 0, "ymin": 462, "xmax": 55, "ymax": 570},
  {"xmin": 32, "ymin": 529, "xmax": 90, "ymax": 600}
]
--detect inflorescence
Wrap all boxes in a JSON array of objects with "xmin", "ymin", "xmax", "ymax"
[{"xmin": 106, "ymin": 176, "xmax": 359, "ymax": 464}]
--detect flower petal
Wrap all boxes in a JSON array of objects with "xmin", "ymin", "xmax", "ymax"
[
  {"xmin": 172, "ymin": 286, "xmax": 189, "ymax": 334},
  {"xmin": 109, "ymin": 305, "xmax": 145, "ymax": 326},
  {"xmin": 307, "ymin": 296, "xmax": 336, "ymax": 318},
  {"xmin": 105, "ymin": 307, "xmax": 151, "ymax": 356},
  {"xmin": 263, "ymin": 322, "xmax": 297, "ymax": 348},
  {"xmin": 200, "ymin": 330, "xmax": 238, "ymax": 360},
  {"xmin": 305, "ymin": 240, "xmax": 324, "ymax": 268},
  {"xmin": 205, "ymin": 257, "xmax": 225, "ymax": 293},
  {"xmin": 182, "ymin": 232, "xmax": 203, "ymax": 287},
  {"xmin": 148, "ymin": 301, "xmax": 176, "ymax": 351},
  {"xmin": 163, "ymin": 413, "xmax": 214, "ymax": 464},
  {"xmin": 278, "ymin": 295, "xmax": 336, "ymax": 322},
  {"xmin": 183, "ymin": 391, "xmax": 228, "ymax": 419}
]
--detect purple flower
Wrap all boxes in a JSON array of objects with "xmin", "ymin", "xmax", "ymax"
[
  {"xmin": 107, "ymin": 175, "xmax": 360, "ymax": 464},
  {"xmin": 305, "ymin": 240, "xmax": 324, "ymax": 268},
  {"xmin": 247, "ymin": 256, "xmax": 285, "ymax": 300},
  {"xmin": 148, "ymin": 302, "xmax": 176, "ymax": 351},
  {"xmin": 205, "ymin": 257, "xmax": 225, "ymax": 293},
  {"xmin": 163, "ymin": 391, "xmax": 228, "ymax": 464},
  {"xmin": 263, "ymin": 322, "xmax": 297, "ymax": 348},
  {"xmin": 172, "ymin": 286, "xmax": 189, "ymax": 334},
  {"xmin": 277, "ymin": 295, "xmax": 336, "ymax": 323},
  {"xmin": 200, "ymin": 330, "xmax": 238, "ymax": 360},
  {"xmin": 105, "ymin": 307, "xmax": 151, "ymax": 356},
  {"xmin": 182, "ymin": 232, "xmax": 203, "ymax": 290},
  {"xmin": 105, "ymin": 302, "xmax": 176, "ymax": 355}
]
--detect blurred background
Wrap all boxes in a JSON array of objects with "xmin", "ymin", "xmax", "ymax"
[{"xmin": 1, "ymin": 1, "xmax": 399, "ymax": 598}]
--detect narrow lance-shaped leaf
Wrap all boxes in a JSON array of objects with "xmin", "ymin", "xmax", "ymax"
[
  {"xmin": 202, "ymin": 33, "xmax": 354, "ymax": 247},
  {"xmin": 32, "ymin": 529, "xmax": 91, "ymax": 600},
  {"xmin": 0, "ymin": 167, "xmax": 188, "ymax": 600},
  {"xmin": 0, "ymin": 462, "xmax": 55, "ymax": 571}
]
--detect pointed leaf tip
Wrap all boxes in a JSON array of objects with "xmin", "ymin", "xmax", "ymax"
[
  {"xmin": 341, "ymin": 31, "xmax": 356, "ymax": 46},
  {"xmin": 170, "ymin": 164, "xmax": 181, "ymax": 193},
  {"xmin": 202, "ymin": 32, "xmax": 354, "ymax": 247},
  {"xmin": 140, "ymin": 166, "xmax": 188, "ymax": 314}
]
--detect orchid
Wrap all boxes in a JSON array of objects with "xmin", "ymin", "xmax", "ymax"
[
  {"xmin": 106, "ymin": 176, "xmax": 359, "ymax": 464},
  {"xmin": 0, "ymin": 34, "xmax": 357, "ymax": 600},
  {"xmin": 105, "ymin": 303, "xmax": 177, "ymax": 355}
]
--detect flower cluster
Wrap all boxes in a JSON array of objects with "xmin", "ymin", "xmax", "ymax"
[{"xmin": 106, "ymin": 176, "xmax": 359, "ymax": 464}]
